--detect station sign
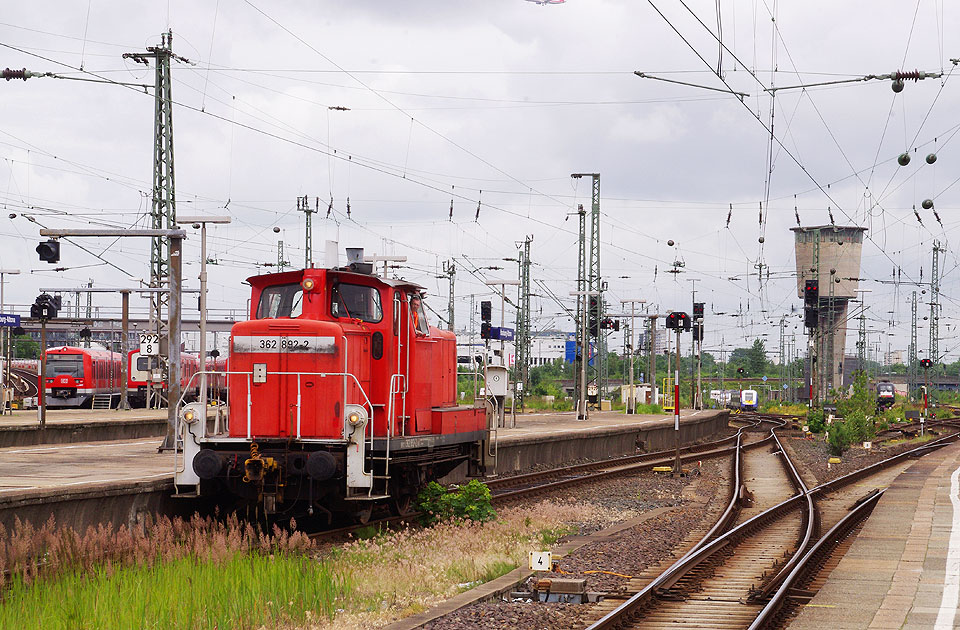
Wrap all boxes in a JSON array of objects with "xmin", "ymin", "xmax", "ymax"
[
  {"xmin": 0, "ymin": 314, "xmax": 20, "ymax": 327},
  {"xmin": 491, "ymin": 326, "xmax": 515, "ymax": 341}
]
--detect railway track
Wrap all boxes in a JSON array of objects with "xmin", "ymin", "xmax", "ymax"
[
  {"xmin": 5, "ymin": 367, "xmax": 38, "ymax": 398},
  {"xmin": 309, "ymin": 415, "xmax": 779, "ymax": 542},
  {"xmin": 582, "ymin": 415, "xmax": 960, "ymax": 630}
]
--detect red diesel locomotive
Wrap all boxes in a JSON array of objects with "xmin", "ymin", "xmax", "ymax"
[{"xmin": 176, "ymin": 255, "xmax": 489, "ymax": 522}]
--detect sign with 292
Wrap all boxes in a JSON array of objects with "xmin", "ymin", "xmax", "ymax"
[{"xmin": 139, "ymin": 333, "xmax": 161, "ymax": 356}]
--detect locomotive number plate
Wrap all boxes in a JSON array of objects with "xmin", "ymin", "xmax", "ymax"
[{"xmin": 233, "ymin": 336, "xmax": 336, "ymax": 354}]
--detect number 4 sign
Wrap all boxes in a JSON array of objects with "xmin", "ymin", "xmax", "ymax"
[
  {"xmin": 528, "ymin": 551, "xmax": 552, "ymax": 572},
  {"xmin": 140, "ymin": 333, "xmax": 161, "ymax": 356}
]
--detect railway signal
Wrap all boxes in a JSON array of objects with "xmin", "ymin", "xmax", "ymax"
[
  {"xmin": 35, "ymin": 239, "xmax": 60, "ymax": 264},
  {"xmin": 665, "ymin": 311, "xmax": 691, "ymax": 331},
  {"xmin": 480, "ymin": 300, "xmax": 492, "ymax": 340},
  {"xmin": 803, "ymin": 279, "xmax": 819, "ymax": 329},
  {"xmin": 588, "ymin": 296, "xmax": 600, "ymax": 337}
]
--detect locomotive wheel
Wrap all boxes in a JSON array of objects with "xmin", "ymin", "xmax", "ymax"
[
  {"xmin": 390, "ymin": 493, "xmax": 417, "ymax": 517},
  {"xmin": 354, "ymin": 504, "xmax": 374, "ymax": 525}
]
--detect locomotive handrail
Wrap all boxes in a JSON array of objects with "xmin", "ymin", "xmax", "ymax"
[{"xmin": 179, "ymin": 369, "xmax": 374, "ymax": 442}]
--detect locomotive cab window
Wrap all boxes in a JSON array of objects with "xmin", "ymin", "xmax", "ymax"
[
  {"xmin": 256, "ymin": 283, "xmax": 304, "ymax": 319},
  {"xmin": 331, "ymin": 283, "xmax": 382, "ymax": 323},
  {"xmin": 136, "ymin": 356, "xmax": 160, "ymax": 372},
  {"xmin": 46, "ymin": 355, "xmax": 83, "ymax": 377}
]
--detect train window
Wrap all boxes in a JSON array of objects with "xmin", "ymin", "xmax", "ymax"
[
  {"xmin": 331, "ymin": 284, "xmax": 383, "ymax": 323},
  {"xmin": 137, "ymin": 356, "xmax": 160, "ymax": 372},
  {"xmin": 47, "ymin": 355, "xmax": 83, "ymax": 377},
  {"xmin": 256, "ymin": 283, "xmax": 304, "ymax": 319},
  {"xmin": 372, "ymin": 331, "xmax": 383, "ymax": 360}
]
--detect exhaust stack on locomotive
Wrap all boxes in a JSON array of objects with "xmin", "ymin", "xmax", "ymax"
[{"xmin": 175, "ymin": 248, "xmax": 491, "ymax": 522}]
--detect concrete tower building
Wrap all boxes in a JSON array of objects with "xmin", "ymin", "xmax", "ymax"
[{"xmin": 791, "ymin": 225, "xmax": 867, "ymax": 399}]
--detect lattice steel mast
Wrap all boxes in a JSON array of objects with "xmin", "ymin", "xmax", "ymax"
[
  {"xmin": 123, "ymin": 31, "xmax": 185, "ymax": 337},
  {"xmin": 572, "ymin": 173, "xmax": 603, "ymax": 401},
  {"xmin": 516, "ymin": 236, "xmax": 533, "ymax": 408}
]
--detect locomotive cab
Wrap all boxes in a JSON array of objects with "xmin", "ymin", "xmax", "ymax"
[{"xmin": 177, "ymin": 257, "xmax": 488, "ymax": 523}]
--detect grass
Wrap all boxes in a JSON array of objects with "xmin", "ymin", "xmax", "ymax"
[
  {"xmin": 0, "ymin": 501, "xmax": 598, "ymax": 630},
  {"xmin": 0, "ymin": 552, "xmax": 348, "ymax": 630}
]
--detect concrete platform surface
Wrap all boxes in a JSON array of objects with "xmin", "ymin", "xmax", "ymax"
[
  {"xmin": 0, "ymin": 408, "xmax": 718, "ymax": 494},
  {"xmin": 0, "ymin": 439, "xmax": 170, "ymax": 494},
  {"xmin": 789, "ymin": 440, "xmax": 960, "ymax": 630},
  {"xmin": 0, "ymin": 408, "xmax": 168, "ymax": 427},
  {"xmin": 497, "ymin": 408, "xmax": 719, "ymax": 437}
]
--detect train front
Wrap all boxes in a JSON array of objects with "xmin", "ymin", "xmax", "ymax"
[{"xmin": 177, "ymin": 262, "xmax": 429, "ymax": 521}]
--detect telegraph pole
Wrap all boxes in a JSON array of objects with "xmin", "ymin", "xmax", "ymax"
[
  {"xmin": 123, "ymin": 31, "xmax": 186, "ymax": 349},
  {"xmin": 572, "ymin": 174, "xmax": 604, "ymax": 404},
  {"xmin": 179, "ymin": 215, "xmax": 231, "ymax": 417},
  {"xmin": 574, "ymin": 203, "xmax": 587, "ymax": 413},
  {"xmin": 516, "ymin": 236, "xmax": 533, "ymax": 409},
  {"xmin": 929, "ymin": 240, "xmax": 944, "ymax": 399},
  {"xmin": 648, "ymin": 315, "xmax": 658, "ymax": 405},
  {"xmin": 298, "ymin": 196, "xmax": 317, "ymax": 268},
  {"xmin": 909, "ymin": 290, "xmax": 918, "ymax": 399},
  {"xmin": 688, "ymin": 279, "xmax": 698, "ymax": 405},
  {"xmin": 84, "ymin": 279, "xmax": 93, "ymax": 347},
  {"xmin": 443, "ymin": 259, "xmax": 456, "ymax": 332}
]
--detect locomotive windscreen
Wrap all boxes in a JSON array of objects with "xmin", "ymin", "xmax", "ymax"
[
  {"xmin": 256, "ymin": 283, "xmax": 304, "ymax": 319},
  {"xmin": 136, "ymin": 355, "xmax": 161, "ymax": 371},
  {"xmin": 331, "ymin": 283, "xmax": 382, "ymax": 322},
  {"xmin": 46, "ymin": 355, "xmax": 83, "ymax": 377}
]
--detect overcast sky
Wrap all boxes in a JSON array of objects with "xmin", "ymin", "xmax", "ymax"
[{"xmin": 1, "ymin": 0, "xmax": 959, "ymax": 361}]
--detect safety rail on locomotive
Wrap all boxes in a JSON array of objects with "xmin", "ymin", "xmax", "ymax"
[{"xmin": 175, "ymin": 250, "xmax": 490, "ymax": 522}]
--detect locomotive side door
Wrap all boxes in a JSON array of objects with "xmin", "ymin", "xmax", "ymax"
[{"xmin": 409, "ymin": 293, "xmax": 436, "ymax": 433}]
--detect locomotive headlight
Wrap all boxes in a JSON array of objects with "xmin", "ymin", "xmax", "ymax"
[
  {"xmin": 180, "ymin": 402, "xmax": 204, "ymax": 425},
  {"xmin": 301, "ymin": 277, "xmax": 317, "ymax": 291},
  {"xmin": 345, "ymin": 404, "xmax": 368, "ymax": 428}
]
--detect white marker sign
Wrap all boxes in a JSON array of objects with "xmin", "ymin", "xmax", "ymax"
[
  {"xmin": 529, "ymin": 551, "xmax": 552, "ymax": 572},
  {"xmin": 139, "ymin": 333, "xmax": 161, "ymax": 356}
]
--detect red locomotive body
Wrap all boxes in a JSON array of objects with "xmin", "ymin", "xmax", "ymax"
[
  {"xmin": 127, "ymin": 350, "xmax": 201, "ymax": 407},
  {"xmin": 45, "ymin": 346, "xmax": 123, "ymax": 408},
  {"xmin": 178, "ymin": 261, "xmax": 488, "ymax": 522}
]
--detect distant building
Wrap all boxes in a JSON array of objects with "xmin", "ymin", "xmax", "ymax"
[
  {"xmin": 885, "ymin": 350, "xmax": 903, "ymax": 365},
  {"xmin": 530, "ymin": 331, "xmax": 568, "ymax": 367}
]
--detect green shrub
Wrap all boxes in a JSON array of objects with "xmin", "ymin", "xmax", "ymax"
[
  {"xmin": 807, "ymin": 408, "xmax": 826, "ymax": 433},
  {"xmin": 827, "ymin": 420, "xmax": 853, "ymax": 456},
  {"xmin": 845, "ymin": 410, "xmax": 875, "ymax": 443},
  {"xmin": 417, "ymin": 480, "xmax": 496, "ymax": 526}
]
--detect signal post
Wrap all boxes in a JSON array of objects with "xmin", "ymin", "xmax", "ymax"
[
  {"xmin": 570, "ymin": 290, "xmax": 602, "ymax": 420},
  {"xmin": 665, "ymin": 311, "xmax": 691, "ymax": 474}
]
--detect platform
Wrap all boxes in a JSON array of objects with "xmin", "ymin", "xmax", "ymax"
[
  {"xmin": 789, "ymin": 439, "xmax": 960, "ymax": 630},
  {"xmin": 0, "ymin": 408, "xmax": 170, "ymax": 447},
  {"xmin": 0, "ymin": 408, "xmax": 728, "ymax": 532}
]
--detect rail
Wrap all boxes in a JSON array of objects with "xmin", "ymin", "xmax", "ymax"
[{"xmin": 748, "ymin": 488, "xmax": 886, "ymax": 630}]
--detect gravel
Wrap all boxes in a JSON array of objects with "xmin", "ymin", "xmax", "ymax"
[
  {"xmin": 781, "ymin": 428, "xmax": 945, "ymax": 484},
  {"xmin": 421, "ymin": 458, "xmax": 727, "ymax": 629}
]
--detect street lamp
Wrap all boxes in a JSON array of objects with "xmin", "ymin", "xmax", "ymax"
[{"xmin": 178, "ymin": 215, "xmax": 231, "ymax": 421}]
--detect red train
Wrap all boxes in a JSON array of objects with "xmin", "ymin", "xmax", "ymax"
[
  {"xmin": 126, "ymin": 350, "xmax": 202, "ymax": 408},
  {"xmin": 176, "ymin": 253, "xmax": 489, "ymax": 522},
  {"xmin": 45, "ymin": 346, "xmax": 124, "ymax": 408}
]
